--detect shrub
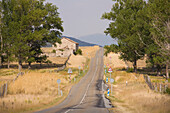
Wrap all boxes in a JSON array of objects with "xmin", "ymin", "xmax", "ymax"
[
  {"xmin": 126, "ymin": 68, "xmax": 133, "ymax": 73},
  {"xmin": 166, "ymin": 88, "xmax": 170, "ymax": 94},
  {"xmin": 51, "ymin": 49, "xmax": 56, "ymax": 53},
  {"xmin": 75, "ymin": 49, "xmax": 82, "ymax": 55}
]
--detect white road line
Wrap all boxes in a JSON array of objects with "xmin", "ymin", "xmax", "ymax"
[{"xmin": 64, "ymin": 57, "xmax": 99, "ymax": 113}]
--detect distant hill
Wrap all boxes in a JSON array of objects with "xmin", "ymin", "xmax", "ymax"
[
  {"xmin": 78, "ymin": 34, "xmax": 117, "ymax": 47},
  {"xmin": 43, "ymin": 35, "xmax": 113, "ymax": 47},
  {"xmin": 62, "ymin": 36, "xmax": 100, "ymax": 47}
]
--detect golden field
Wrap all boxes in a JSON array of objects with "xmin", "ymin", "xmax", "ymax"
[
  {"xmin": 104, "ymin": 52, "xmax": 170, "ymax": 113},
  {"xmin": 0, "ymin": 46, "xmax": 99, "ymax": 113},
  {"xmin": 104, "ymin": 52, "xmax": 146, "ymax": 68}
]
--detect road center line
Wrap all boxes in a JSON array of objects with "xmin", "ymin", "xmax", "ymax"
[{"xmin": 65, "ymin": 56, "xmax": 99, "ymax": 113}]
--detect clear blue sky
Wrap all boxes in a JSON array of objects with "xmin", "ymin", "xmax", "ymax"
[{"xmin": 46, "ymin": 0, "xmax": 114, "ymax": 38}]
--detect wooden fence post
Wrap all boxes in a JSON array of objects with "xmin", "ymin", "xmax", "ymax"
[
  {"xmin": 160, "ymin": 84, "xmax": 162, "ymax": 93},
  {"xmin": 4, "ymin": 83, "xmax": 8, "ymax": 96},
  {"xmin": 155, "ymin": 84, "xmax": 157, "ymax": 92},
  {"xmin": 0, "ymin": 85, "xmax": 2, "ymax": 97}
]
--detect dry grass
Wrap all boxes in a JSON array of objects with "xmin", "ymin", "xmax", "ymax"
[
  {"xmin": 67, "ymin": 55, "xmax": 86, "ymax": 68},
  {"xmin": 0, "ymin": 70, "xmax": 78, "ymax": 113},
  {"xmin": 0, "ymin": 46, "xmax": 99, "ymax": 113},
  {"xmin": 104, "ymin": 52, "xmax": 170, "ymax": 113},
  {"xmin": 67, "ymin": 46, "xmax": 100, "ymax": 68},
  {"xmin": 0, "ymin": 69, "xmax": 18, "ymax": 86},
  {"xmin": 41, "ymin": 47, "xmax": 54, "ymax": 53},
  {"xmin": 79, "ymin": 46, "xmax": 100, "ymax": 58},
  {"xmin": 105, "ymin": 70, "xmax": 170, "ymax": 113},
  {"xmin": 104, "ymin": 52, "xmax": 146, "ymax": 68},
  {"xmin": 48, "ymin": 57, "xmax": 67, "ymax": 64}
]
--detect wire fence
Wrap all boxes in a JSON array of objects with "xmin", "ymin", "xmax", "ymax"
[
  {"xmin": 143, "ymin": 75, "xmax": 169, "ymax": 93},
  {"xmin": 0, "ymin": 55, "xmax": 71, "ymax": 97},
  {"xmin": 0, "ymin": 72, "xmax": 24, "ymax": 97}
]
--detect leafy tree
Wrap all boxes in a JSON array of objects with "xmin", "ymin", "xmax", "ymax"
[
  {"xmin": 102, "ymin": 0, "xmax": 147, "ymax": 72},
  {"xmin": 0, "ymin": 1, "xmax": 3, "ymax": 67},
  {"xmin": 0, "ymin": 0, "xmax": 63, "ymax": 70},
  {"xmin": 147, "ymin": 0, "xmax": 170, "ymax": 78},
  {"xmin": 104, "ymin": 44, "xmax": 119, "ymax": 56}
]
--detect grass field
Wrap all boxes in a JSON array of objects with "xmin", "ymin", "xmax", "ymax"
[
  {"xmin": 104, "ymin": 52, "xmax": 170, "ymax": 113},
  {"xmin": 0, "ymin": 46, "xmax": 99, "ymax": 113}
]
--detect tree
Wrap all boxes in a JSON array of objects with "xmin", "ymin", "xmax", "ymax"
[
  {"xmin": 0, "ymin": 1, "xmax": 3, "ymax": 68},
  {"xmin": 104, "ymin": 44, "xmax": 119, "ymax": 56},
  {"xmin": 0, "ymin": 0, "xmax": 63, "ymax": 71},
  {"xmin": 102, "ymin": 0, "xmax": 147, "ymax": 72},
  {"xmin": 147, "ymin": 0, "xmax": 170, "ymax": 79}
]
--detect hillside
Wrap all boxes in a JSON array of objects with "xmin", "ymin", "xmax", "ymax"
[
  {"xmin": 78, "ymin": 34, "xmax": 118, "ymax": 47},
  {"xmin": 62, "ymin": 36, "xmax": 99, "ymax": 46},
  {"xmin": 43, "ymin": 36, "xmax": 99, "ymax": 47}
]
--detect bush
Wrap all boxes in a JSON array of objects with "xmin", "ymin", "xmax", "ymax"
[
  {"xmin": 51, "ymin": 49, "xmax": 56, "ymax": 53},
  {"xmin": 166, "ymin": 88, "xmax": 170, "ymax": 94},
  {"xmin": 126, "ymin": 68, "xmax": 133, "ymax": 73},
  {"xmin": 75, "ymin": 49, "xmax": 82, "ymax": 55}
]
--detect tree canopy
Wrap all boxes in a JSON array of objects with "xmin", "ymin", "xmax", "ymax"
[
  {"xmin": 102, "ymin": 0, "xmax": 169, "ymax": 78},
  {"xmin": 0, "ymin": 0, "xmax": 63, "ymax": 71}
]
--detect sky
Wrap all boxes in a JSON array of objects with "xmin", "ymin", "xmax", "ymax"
[{"xmin": 46, "ymin": 0, "xmax": 114, "ymax": 38}]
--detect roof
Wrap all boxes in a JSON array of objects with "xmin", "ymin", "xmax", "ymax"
[{"xmin": 62, "ymin": 37, "xmax": 79, "ymax": 45}]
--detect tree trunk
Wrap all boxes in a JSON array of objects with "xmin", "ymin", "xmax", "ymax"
[
  {"xmin": 0, "ymin": 32, "xmax": 2, "ymax": 68},
  {"xmin": 124, "ymin": 59, "xmax": 129, "ymax": 70},
  {"xmin": 156, "ymin": 65, "xmax": 161, "ymax": 76},
  {"xmin": 0, "ymin": 57, "xmax": 1, "ymax": 68},
  {"xmin": 28, "ymin": 62, "xmax": 31, "ymax": 69},
  {"xmin": 133, "ymin": 59, "xmax": 137, "ymax": 73},
  {"xmin": 7, "ymin": 57, "xmax": 10, "ymax": 69},
  {"xmin": 18, "ymin": 57, "xmax": 22, "ymax": 72},
  {"xmin": 0, "ymin": 13, "xmax": 2, "ymax": 68},
  {"xmin": 166, "ymin": 63, "xmax": 169, "ymax": 79}
]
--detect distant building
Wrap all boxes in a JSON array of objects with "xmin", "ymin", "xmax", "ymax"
[{"xmin": 52, "ymin": 37, "xmax": 79, "ymax": 57}]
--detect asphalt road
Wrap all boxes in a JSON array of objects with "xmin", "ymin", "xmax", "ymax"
[{"xmin": 35, "ymin": 48, "xmax": 110, "ymax": 113}]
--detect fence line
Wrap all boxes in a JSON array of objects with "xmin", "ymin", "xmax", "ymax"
[
  {"xmin": 0, "ymin": 72, "xmax": 24, "ymax": 97},
  {"xmin": 143, "ymin": 75, "xmax": 168, "ymax": 93},
  {"xmin": 0, "ymin": 54, "xmax": 71, "ymax": 97},
  {"xmin": 54, "ymin": 54, "xmax": 71, "ymax": 72}
]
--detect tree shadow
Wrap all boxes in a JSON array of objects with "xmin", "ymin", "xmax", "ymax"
[{"xmin": 0, "ymin": 63, "xmax": 65, "ymax": 70}]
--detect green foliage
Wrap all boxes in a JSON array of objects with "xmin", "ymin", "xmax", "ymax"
[
  {"xmin": 126, "ymin": 68, "xmax": 134, "ymax": 73},
  {"xmin": 104, "ymin": 44, "xmax": 119, "ymax": 56},
  {"xmin": 102, "ymin": 0, "xmax": 147, "ymax": 72},
  {"xmin": 102, "ymin": 0, "xmax": 170, "ymax": 74},
  {"xmin": 165, "ymin": 88, "xmax": 170, "ymax": 95},
  {"xmin": 52, "ymin": 49, "xmax": 56, "ymax": 53},
  {"xmin": 75, "ymin": 49, "xmax": 82, "ymax": 55},
  {"xmin": 59, "ymin": 49, "xmax": 64, "ymax": 52},
  {"xmin": 0, "ymin": 0, "xmax": 63, "ymax": 69}
]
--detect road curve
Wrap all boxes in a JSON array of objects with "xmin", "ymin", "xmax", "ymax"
[{"xmin": 35, "ymin": 48, "xmax": 110, "ymax": 113}]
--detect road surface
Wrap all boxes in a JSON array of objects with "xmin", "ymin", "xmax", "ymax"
[{"xmin": 35, "ymin": 48, "xmax": 111, "ymax": 113}]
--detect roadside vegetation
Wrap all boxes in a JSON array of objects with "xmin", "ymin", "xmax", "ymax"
[
  {"xmin": 104, "ymin": 68, "xmax": 170, "ymax": 113},
  {"xmin": 102, "ymin": 0, "xmax": 169, "ymax": 79}
]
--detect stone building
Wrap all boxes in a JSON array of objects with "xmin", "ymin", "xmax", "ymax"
[{"xmin": 52, "ymin": 37, "xmax": 79, "ymax": 57}]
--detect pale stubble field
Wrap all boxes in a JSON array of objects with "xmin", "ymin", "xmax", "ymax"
[
  {"xmin": 104, "ymin": 52, "xmax": 170, "ymax": 113},
  {"xmin": 0, "ymin": 46, "xmax": 100, "ymax": 113}
]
